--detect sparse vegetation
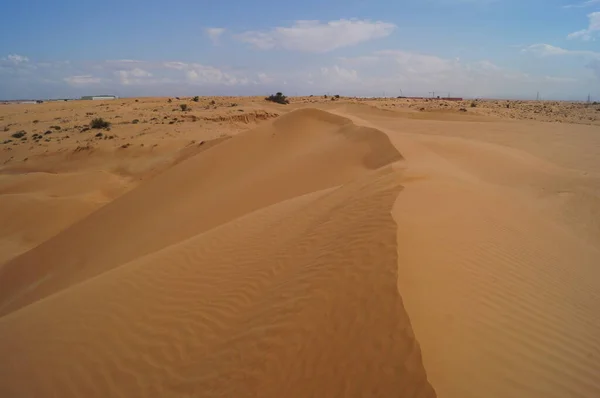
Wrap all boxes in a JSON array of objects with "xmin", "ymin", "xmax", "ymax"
[
  {"xmin": 95, "ymin": 132, "xmax": 103, "ymax": 138},
  {"xmin": 33, "ymin": 120, "xmax": 39, "ymax": 124},
  {"xmin": 470, "ymin": 102, "xmax": 477, "ymax": 108},
  {"xmin": 132, "ymin": 119, "xmax": 140, "ymax": 124},
  {"xmin": 180, "ymin": 104, "xmax": 189, "ymax": 111},
  {"xmin": 90, "ymin": 118, "xmax": 110, "ymax": 129},
  {"xmin": 44, "ymin": 130, "xmax": 52, "ymax": 135},
  {"xmin": 50, "ymin": 125, "xmax": 61, "ymax": 130},
  {"xmin": 265, "ymin": 92, "xmax": 289, "ymax": 105},
  {"xmin": 334, "ymin": 94, "xmax": 340, "ymax": 99},
  {"xmin": 210, "ymin": 100, "xmax": 216, "ymax": 105},
  {"xmin": 11, "ymin": 131, "xmax": 26, "ymax": 139},
  {"xmin": 168, "ymin": 98, "xmax": 173, "ymax": 103},
  {"xmin": 193, "ymin": 96, "xmax": 200, "ymax": 102}
]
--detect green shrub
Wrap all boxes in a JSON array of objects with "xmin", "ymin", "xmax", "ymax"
[
  {"xmin": 90, "ymin": 118, "xmax": 110, "ymax": 129},
  {"xmin": 265, "ymin": 92, "xmax": 289, "ymax": 105},
  {"xmin": 193, "ymin": 96, "xmax": 200, "ymax": 102}
]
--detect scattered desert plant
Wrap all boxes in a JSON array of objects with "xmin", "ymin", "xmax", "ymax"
[
  {"xmin": 180, "ymin": 104, "xmax": 189, "ymax": 111},
  {"xmin": 95, "ymin": 132, "xmax": 103, "ymax": 138},
  {"xmin": 33, "ymin": 120, "xmax": 39, "ymax": 124},
  {"xmin": 50, "ymin": 125, "xmax": 61, "ymax": 130},
  {"xmin": 470, "ymin": 102, "xmax": 477, "ymax": 108},
  {"xmin": 210, "ymin": 100, "xmax": 216, "ymax": 105},
  {"xmin": 168, "ymin": 98, "xmax": 173, "ymax": 103},
  {"xmin": 334, "ymin": 94, "xmax": 340, "ymax": 99},
  {"xmin": 193, "ymin": 96, "xmax": 199, "ymax": 102},
  {"xmin": 132, "ymin": 119, "xmax": 140, "ymax": 124},
  {"xmin": 90, "ymin": 118, "xmax": 110, "ymax": 129},
  {"xmin": 44, "ymin": 130, "xmax": 52, "ymax": 135},
  {"xmin": 11, "ymin": 131, "xmax": 26, "ymax": 139},
  {"xmin": 265, "ymin": 92, "xmax": 289, "ymax": 105}
]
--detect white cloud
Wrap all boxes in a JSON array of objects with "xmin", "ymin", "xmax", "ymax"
[
  {"xmin": 320, "ymin": 65, "xmax": 359, "ymax": 82},
  {"xmin": 567, "ymin": 12, "xmax": 600, "ymax": 40},
  {"xmin": 523, "ymin": 43, "xmax": 600, "ymax": 58},
  {"xmin": 237, "ymin": 19, "xmax": 396, "ymax": 53},
  {"xmin": 6, "ymin": 54, "xmax": 29, "ymax": 65},
  {"xmin": 64, "ymin": 75, "xmax": 102, "ymax": 85},
  {"xmin": 206, "ymin": 28, "xmax": 226, "ymax": 44},
  {"xmin": 563, "ymin": 0, "xmax": 600, "ymax": 8},
  {"xmin": 116, "ymin": 68, "xmax": 153, "ymax": 85}
]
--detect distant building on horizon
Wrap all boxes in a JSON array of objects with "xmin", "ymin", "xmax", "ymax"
[{"xmin": 81, "ymin": 95, "xmax": 118, "ymax": 100}]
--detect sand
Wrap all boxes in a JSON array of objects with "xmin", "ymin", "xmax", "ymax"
[{"xmin": 0, "ymin": 96, "xmax": 599, "ymax": 397}]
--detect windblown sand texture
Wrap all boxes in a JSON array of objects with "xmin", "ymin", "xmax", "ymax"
[{"xmin": 1, "ymin": 96, "xmax": 599, "ymax": 398}]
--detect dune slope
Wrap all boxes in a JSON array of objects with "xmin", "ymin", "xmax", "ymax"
[
  {"xmin": 0, "ymin": 109, "xmax": 435, "ymax": 397},
  {"xmin": 0, "ymin": 109, "xmax": 402, "ymax": 315}
]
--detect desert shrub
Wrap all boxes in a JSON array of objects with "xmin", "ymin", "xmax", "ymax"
[
  {"xmin": 132, "ymin": 119, "xmax": 140, "ymax": 124},
  {"xmin": 334, "ymin": 94, "xmax": 340, "ymax": 99},
  {"xmin": 49, "ymin": 125, "xmax": 61, "ymax": 130},
  {"xmin": 265, "ymin": 92, "xmax": 289, "ymax": 105},
  {"xmin": 33, "ymin": 120, "xmax": 39, "ymax": 124},
  {"xmin": 168, "ymin": 98, "xmax": 173, "ymax": 103},
  {"xmin": 180, "ymin": 104, "xmax": 189, "ymax": 111},
  {"xmin": 210, "ymin": 100, "xmax": 216, "ymax": 105},
  {"xmin": 11, "ymin": 131, "xmax": 26, "ymax": 139},
  {"xmin": 44, "ymin": 130, "xmax": 52, "ymax": 135},
  {"xmin": 470, "ymin": 102, "xmax": 477, "ymax": 108},
  {"xmin": 90, "ymin": 118, "xmax": 110, "ymax": 129},
  {"xmin": 95, "ymin": 132, "xmax": 103, "ymax": 138},
  {"xmin": 193, "ymin": 96, "xmax": 199, "ymax": 102}
]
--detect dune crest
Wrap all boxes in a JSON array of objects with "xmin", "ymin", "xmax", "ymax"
[{"xmin": 0, "ymin": 108, "xmax": 437, "ymax": 397}]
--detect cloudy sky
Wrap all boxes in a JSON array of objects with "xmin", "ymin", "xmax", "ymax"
[{"xmin": 1, "ymin": 0, "xmax": 599, "ymax": 100}]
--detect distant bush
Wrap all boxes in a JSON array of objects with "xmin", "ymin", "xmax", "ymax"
[
  {"xmin": 33, "ymin": 120, "xmax": 39, "ymax": 124},
  {"xmin": 168, "ymin": 98, "xmax": 173, "ymax": 103},
  {"xmin": 90, "ymin": 118, "xmax": 110, "ymax": 129},
  {"xmin": 95, "ymin": 132, "xmax": 103, "ymax": 138},
  {"xmin": 265, "ymin": 92, "xmax": 289, "ymax": 105},
  {"xmin": 11, "ymin": 131, "xmax": 26, "ymax": 139},
  {"xmin": 50, "ymin": 125, "xmax": 61, "ymax": 130},
  {"xmin": 210, "ymin": 100, "xmax": 216, "ymax": 105},
  {"xmin": 470, "ymin": 102, "xmax": 477, "ymax": 108},
  {"xmin": 193, "ymin": 96, "xmax": 200, "ymax": 102},
  {"xmin": 44, "ymin": 130, "xmax": 52, "ymax": 135},
  {"xmin": 180, "ymin": 104, "xmax": 189, "ymax": 111},
  {"xmin": 132, "ymin": 119, "xmax": 140, "ymax": 124},
  {"xmin": 334, "ymin": 94, "xmax": 340, "ymax": 99}
]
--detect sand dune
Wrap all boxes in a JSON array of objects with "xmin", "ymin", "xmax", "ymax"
[{"xmin": 1, "ymin": 97, "xmax": 600, "ymax": 397}]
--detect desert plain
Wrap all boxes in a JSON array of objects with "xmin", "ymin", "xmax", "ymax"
[{"xmin": 0, "ymin": 96, "xmax": 599, "ymax": 398}]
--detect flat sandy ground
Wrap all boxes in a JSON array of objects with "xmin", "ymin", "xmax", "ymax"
[{"xmin": 0, "ymin": 96, "xmax": 599, "ymax": 398}]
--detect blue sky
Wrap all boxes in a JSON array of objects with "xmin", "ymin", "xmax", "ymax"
[{"xmin": 1, "ymin": 0, "xmax": 599, "ymax": 100}]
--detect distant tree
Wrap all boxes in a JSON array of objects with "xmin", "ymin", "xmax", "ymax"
[{"xmin": 265, "ymin": 92, "xmax": 289, "ymax": 105}]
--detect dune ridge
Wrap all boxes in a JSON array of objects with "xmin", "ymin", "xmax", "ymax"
[{"xmin": 0, "ymin": 108, "xmax": 437, "ymax": 397}]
